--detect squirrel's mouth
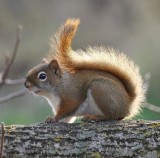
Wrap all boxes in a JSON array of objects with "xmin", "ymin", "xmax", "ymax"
[
  {"xmin": 34, "ymin": 90, "xmax": 41, "ymax": 94},
  {"xmin": 26, "ymin": 86, "xmax": 41, "ymax": 95}
]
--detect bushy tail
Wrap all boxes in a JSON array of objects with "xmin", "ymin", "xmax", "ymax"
[
  {"xmin": 50, "ymin": 18, "xmax": 145, "ymax": 118},
  {"xmin": 50, "ymin": 18, "xmax": 80, "ymax": 58}
]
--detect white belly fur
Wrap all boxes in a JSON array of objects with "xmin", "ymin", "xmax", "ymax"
[
  {"xmin": 45, "ymin": 89, "xmax": 104, "ymax": 122},
  {"xmin": 45, "ymin": 93, "xmax": 60, "ymax": 114},
  {"xmin": 75, "ymin": 90, "xmax": 104, "ymax": 116}
]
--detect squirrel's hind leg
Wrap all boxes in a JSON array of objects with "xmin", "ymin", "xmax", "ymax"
[{"xmin": 89, "ymin": 79, "xmax": 128, "ymax": 120}]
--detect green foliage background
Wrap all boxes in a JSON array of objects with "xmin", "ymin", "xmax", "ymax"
[{"xmin": 0, "ymin": 0, "xmax": 160, "ymax": 125}]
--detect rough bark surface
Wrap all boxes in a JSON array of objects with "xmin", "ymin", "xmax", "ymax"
[{"xmin": 0, "ymin": 120, "xmax": 160, "ymax": 158}]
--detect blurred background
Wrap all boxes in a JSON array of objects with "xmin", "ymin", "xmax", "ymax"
[{"xmin": 0, "ymin": 0, "xmax": 160, "ymax": 125}]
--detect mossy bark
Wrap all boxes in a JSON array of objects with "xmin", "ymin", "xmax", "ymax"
[{"xmin": 0, "ymin": 120, "xmax": 160, "ymax": 158}]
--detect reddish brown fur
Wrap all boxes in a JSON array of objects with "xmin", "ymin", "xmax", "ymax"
[
  {"xmin": 50, "ymin": 18, "xmax": 145, "ymax": 119},
  {"xmin": 51, "ymin": 19, "xmax": 142, "ymax": 99},
  {"xmin": 55, "ymin": 99, "xmax": 81, "ymax": 121},
  {"xmin": 54, "ymin": 18, "xmax": 80, "ymax": 56},
  {"xmin": 25, "ymin": 18, "xmax": 145, "ymax": 122}
]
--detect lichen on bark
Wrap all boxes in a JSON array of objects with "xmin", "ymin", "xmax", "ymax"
[{"xmin": 0, "ymin": 120, "xmax": 160, "ymax": 158}]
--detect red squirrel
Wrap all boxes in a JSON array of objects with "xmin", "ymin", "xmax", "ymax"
[{"xmin": 25, "ymin": 18, "xmax": 145, "ymax": 123}]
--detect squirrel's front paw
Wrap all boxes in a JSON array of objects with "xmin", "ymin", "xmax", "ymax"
[
  {"xmin": 81, "ymin": 116, "xmax": 96, "ymax": 123},
  {"xmin": 45, "ymin": 116, "xmax": 57, "ymax": 123}
]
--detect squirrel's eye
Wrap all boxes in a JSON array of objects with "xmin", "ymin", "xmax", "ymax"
[{"xmin": 38, "ymin": 71, "xmax": 47, "ymax": 81}]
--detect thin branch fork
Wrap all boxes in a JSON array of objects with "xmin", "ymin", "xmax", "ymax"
[
  {"xmin": 0, "ymin": 25, "xmax": 26, "ymax": 103},
  {"xmin": 0, "ymin": 25, "xmax": 22, "ymax": 89}
]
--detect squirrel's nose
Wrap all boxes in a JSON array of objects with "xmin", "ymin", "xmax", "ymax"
[{"xmin": 24, "ymin": 81, "xmax": 31, "ymax": 89}]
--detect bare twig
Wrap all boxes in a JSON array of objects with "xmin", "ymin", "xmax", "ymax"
[
  {"xmin": 143, "ymin": 72, "xmax": 151, "ymax": 93},
  {"xmin": 0, "ymin": 25, "xmax": 22, "ymax": 89},
  {"xmin": 142, "ymin": 73, "xmax": 160, "ymax": 113},
  {"xmin": 5, "ymin": 51, "xmax": 10, "ymax": 65},
  {"xmin": 0, "ymin": 77, "xmax": 25, "ymax": 85},
  {"xmin": 0, "ymin": 88, "xmax": 27, "ymax": 104},
  {"xmin": 0, "ymin": 122, "xmax": 5, "ymax": 158},
  {"xmin": 0, "ymin": 25, "xmax": 26, "ymax": 103},
  {"xmin": 145, "ymin": 102, "xmax": 160, "ymax": 113}
]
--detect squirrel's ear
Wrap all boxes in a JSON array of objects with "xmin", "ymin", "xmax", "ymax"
[
  {"xmin": 49, "ymin": 60, "xmax": 59, "ymax": 69},
  {"xmin": 49, "ymin": 60, "xmax": 61, "ymax": 76}
]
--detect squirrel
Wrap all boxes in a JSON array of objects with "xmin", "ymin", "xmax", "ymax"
[{"xmin": 25, "ymin": 18, "xmax": 145, "ymax": 123}]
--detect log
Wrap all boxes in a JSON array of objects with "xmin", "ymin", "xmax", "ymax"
[{"xmin": 0, "ymin": 120, "xmax": 160, "ymax": 158}]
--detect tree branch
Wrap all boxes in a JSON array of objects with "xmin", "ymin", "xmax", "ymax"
[
  {"xmin": 0, "ymin": 121, "xmax": 160, "ymax": 157},
  {"xmin": 0, "ymin": 123, "xmax": 5, "ymax": 158},
  {"xmin": 142, "ymin": 73, "xmax": 160, "ymax": 113},
  {"xmin": 0, "ymin": 25, "xmax": 26, "ymax": 103},
  {"xmin": 0, "ymin": 77, "xmax": 25, "ymax": 85},
  {"xmin": 145, "ymin": 103, "xmax": 160, "ymax": 113},
  {"xmin": 0, "ymin": 25, "xmax": 22, "ymax": 89},
  {"xmin": 143, "ymin": 72, "xmax": 151, "ymax": 93},
  {"xmin": 0, "ymin": 88, "xmax": 27, "ymax": 104}
]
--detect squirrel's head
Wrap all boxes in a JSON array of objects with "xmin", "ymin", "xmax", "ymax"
[{"xmin": 24, "ymin": 59, "xmax": 61, "ymax": 96}]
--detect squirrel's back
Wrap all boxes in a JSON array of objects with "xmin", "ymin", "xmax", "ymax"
[{"xmin": 48, "ymin": 18, "xmax": 145, "ymax": 118}]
